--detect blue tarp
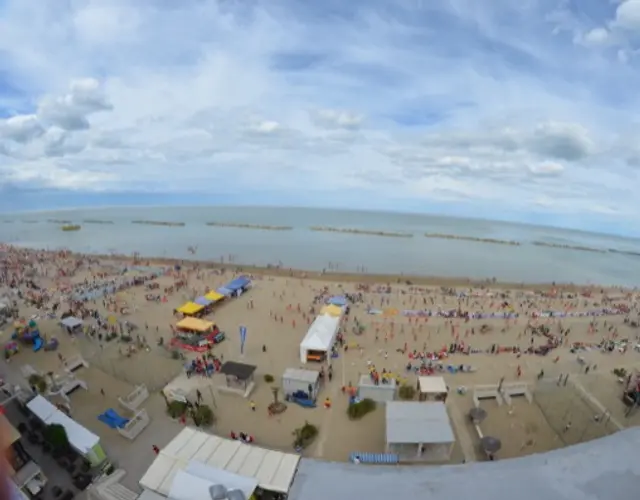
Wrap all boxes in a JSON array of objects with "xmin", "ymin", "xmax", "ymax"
[
  {"xmin": 224, "ymin": 275, "xmax": 251, "ymax": 292},
  {"xmin": 217, "ymin": 287, "xmax": 233, "ymax": 297},
  {"xmin": 328, "ymin": 295, "xmax": 347, "ymax": 306},
  {"xmin": 194, "ymin": 296, "xmax": 213, "ymax": 306}
]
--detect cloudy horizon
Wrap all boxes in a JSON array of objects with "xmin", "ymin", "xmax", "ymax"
[{"xmin": 1, "ymin": 0, "xmax": 639, "ymax": 235}]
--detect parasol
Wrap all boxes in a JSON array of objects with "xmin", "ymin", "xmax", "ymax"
[
  {"xmin": 468, "ymin": 407, "xmax": 488, "ymax": 423},
  {"xmin": 480, "ymin": 436, "xmax": 502, "ymax": 454}
]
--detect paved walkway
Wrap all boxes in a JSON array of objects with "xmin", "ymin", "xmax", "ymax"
[{"xmin": 447, "ymin": 400, "xmax": 477, "ymax": 462}]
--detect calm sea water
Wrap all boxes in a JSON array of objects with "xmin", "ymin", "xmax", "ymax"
[{"xmin": 1, "ymin": 206, "xmax": 639, "ymax": 286}]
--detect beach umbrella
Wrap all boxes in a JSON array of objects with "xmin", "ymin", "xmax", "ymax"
[
  {"xmin": 468, "ymin": 407, "xmax": 487, "ymax": 423},
  {"xmin": 480, "ymin": 436, "xmax": 502, "ymax": 454}
]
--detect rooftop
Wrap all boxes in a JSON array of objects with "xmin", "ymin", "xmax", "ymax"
[
  {"xmin": 418, "ymin": 376, "xmax": 447, "ymax": 394},
  {"xmin": 289, "ymin": 427, "xmax": 640, "ymax": 500},
  {"xmin": 386, "ymin": 402, "xmax": 454, "ymax": 444}
]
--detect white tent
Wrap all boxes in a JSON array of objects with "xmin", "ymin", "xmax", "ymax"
[
  {"xmin": 140, "ymin": 427, "xmax": 300, "ymax": 495},
  {"xmin": 299, "ymin": 314, "xmax": 340, "ymax": 363}
]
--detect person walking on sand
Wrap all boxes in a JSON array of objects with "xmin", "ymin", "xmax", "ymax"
[
  {"xmin": 152, "ymin": 445, "xmax": 160, "ymax": 455},
  {"xmin": 196, "ymin": 389, "xmax": 202, "ymax": 403},
  {"xmin": 250, "ymin": 400, "xmax": 256, "ymax": 411}
]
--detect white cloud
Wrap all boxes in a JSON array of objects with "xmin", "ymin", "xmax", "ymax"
[{"xmin": 0, "ymin": 0, "xmax": 636, "ymax": 223}]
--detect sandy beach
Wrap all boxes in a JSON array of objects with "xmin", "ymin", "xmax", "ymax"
[{"xmin": 1, "ymin": 244, "xmax": 639, "ymax": 468}]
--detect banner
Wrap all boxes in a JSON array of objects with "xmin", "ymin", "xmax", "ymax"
[{"xmin": 239, "ymin": 326, "xmax": 247, "ymax": 355}]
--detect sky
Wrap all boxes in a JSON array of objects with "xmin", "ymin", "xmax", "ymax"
[{"xmin": 1, "ymin": 0, "xmax": 640, "ymax": 235}]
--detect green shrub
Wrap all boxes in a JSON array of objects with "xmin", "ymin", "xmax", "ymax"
[
  {"xmin": 44, "ymin": 424, "xmax": 70, "ymax": 451},
  {"xmin": 166, "ymin": 400, "xmax": 187, "ymax": 418},
  {"xmin": 398, "ymin": 384, "xmax": 416, "ymax": 400},
  {"xmin": 292, "ymin": 421, "xmax": 318, "ymax": 449},
  {"xmin": 28, "ymin": 374, "xmax": 47, "ymax": 393},
  {"xmin": 264, "ymin": 374, "xmax": 274, "ymax": 383},
  {"xmin": 346, "ymin": 398, "xmax": 376, "ymax": 420},
  {"xmin": 191, "ymin": 404, "xmax": 215, "ymax": 426}
]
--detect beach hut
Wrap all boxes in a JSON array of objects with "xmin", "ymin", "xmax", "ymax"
[
  {"xmin": 282, "ymin": 368, "xmax": 321, "ymax": 401},
  {"xmin": 299, "ymin": 314, "xmax": 340, "ymax": 363},
  {"xmin": 418, "ymin": 376, "xmax": 448, "ymax": 402},
  {"xmin": 218, "ymin": 361, "xmax": 256, "ymax": 398},
  {"xmin": 176, "ymin": 301, "xmax": 204, "ymax": 317},
  {"xmin": 358, "ymin": 374, "xmax": 397, "ymax": 403},
  {"xmin": 385, "ymin": 402, "xmax": 455, "ymax": 462}
]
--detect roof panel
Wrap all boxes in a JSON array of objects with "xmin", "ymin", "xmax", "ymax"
[
  {"xmin": 162, "ymin": 428, "xmax": 196, "ymax": 457},
  {"xmin": 255, "ymin": 450, "xmax": 282, "ymax": 485},
  {"xmin": 237, "ymin": 447, "xmax": 267, "ymax": 477},
  {"xmin": 386, "ymin": 402, "xmax": 455, "ymax": 444},
  {"xmin": 270, "ymin": 453, "xmax": 300, "ymax": 493},
  {"xmin": 175, "ymin": 430, "xmax": 209, "ymax": 461},
  {"xmin": 193, "ymin": 434, "xmax": 223, "ymax": 462},
  {"xmin": 207, "ymin": 439, "xmax": 241, "ymax": 468}
]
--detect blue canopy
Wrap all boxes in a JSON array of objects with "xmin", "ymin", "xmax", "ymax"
[
  {"xmin": 217, "ymin": 287, "xmax": 233, "ymax": 297},
  {"xmin": 328, "ymin": 295, "xmax": 347, "ymax": 306},
  {"xmin": 194, "ymin": 296, "xmax": 213, "ymax": 306},
  {"xmin": 224, "ymin": 275, "xmax": 252, "ymax": 292}
]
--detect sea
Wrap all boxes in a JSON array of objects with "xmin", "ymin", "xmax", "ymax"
[{"xmin": 1, "ymin": 206, "xmax": 639, "ymax": 287}]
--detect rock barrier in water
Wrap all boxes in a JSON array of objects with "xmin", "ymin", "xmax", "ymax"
[
  {"xmin": 310, "ymin": 226, "xmax": 413, "ymax": 238},
  {"xmin": 532, "ymin": 241, "xmax": 605, "ymax": 253},
  {"xmin": 425, "ymin": 233, "xmax": 521, "ymax": 246},
  {"xmin": 131, "ymin": 220, "xmax": 186, "ymax": 227},
  {"xmin": 83, "ymin": 219, "xmax": 115, "ymax": 224},
  {"xmin": 206, "ymin": 222, "xmax": 292, "ymax": 230}
]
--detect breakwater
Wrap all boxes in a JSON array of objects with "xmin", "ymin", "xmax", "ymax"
[
  {"xmin": 309, "ymin": 226, "xmax": 413, "ymax": 238},
  {"xmin": 532, "ymin": 241, "xmax": 606, "ymax": 253},
  {"xmin": 425, "ymin": 233, "xmax": 520, "ymax": 246},
  {"xmin": 206, "ymin": 222, "xmax": 292, "ymax": 230},
  {"xmin": 83, "ymin": 219, "xmax": 115, "ymax": 224},
  {"xmin": 131, "ymin": 220, "xmax": 186, "ymax": 227}
]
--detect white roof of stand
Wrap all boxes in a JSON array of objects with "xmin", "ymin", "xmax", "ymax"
[
  {"xmin": 418, "ymin": 376, "xmax": 448, "ymax": 394},
  {"xmin": 139, "ymin": 428, "xmax": 300, "ymax": 495},
  {"xmin": 386, "ymin": 402, "xmax": 455, "ymax": 445}
]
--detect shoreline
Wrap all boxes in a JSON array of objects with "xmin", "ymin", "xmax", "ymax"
[{"xmin": 3, "ymin": 243, "xmax": 631, "ymax": 291}]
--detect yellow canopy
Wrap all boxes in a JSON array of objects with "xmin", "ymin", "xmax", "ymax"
[
  {"xmin": 204, "ymin": 291, "xmax": 225, "ymax": 302},
  {"xmin": 177, "ymin": 302, "xmax": 204, "ymax": 316},
  {"xmin": 176, "ymin": 317, "xmax": 215, "ymax": 333},
  {"xmin": 320, "ymin": 304, "xmax": 342, "ymax": 317}
]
